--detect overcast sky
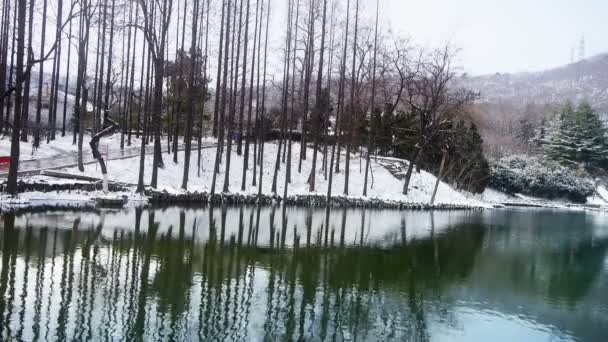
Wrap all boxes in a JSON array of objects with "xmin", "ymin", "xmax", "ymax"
[
  {"xmin": 35, "ymin": 0, "xmax": 608, "ymax": 85},
  {"xmin": 377, "ymin": 0, "xmax": 607, "ymax": 75}
]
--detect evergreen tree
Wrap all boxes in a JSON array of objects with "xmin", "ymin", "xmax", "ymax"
[{"xmin": 541, "ymin": 102, "xmax": 608, "ymax": 169}]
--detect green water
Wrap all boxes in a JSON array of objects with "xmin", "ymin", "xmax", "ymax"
[{"xmin": 0, "ymin": 206, "xmax": 607, "ymax": 341}]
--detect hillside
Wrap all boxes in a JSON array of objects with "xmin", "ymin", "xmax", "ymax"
[{"xmin": 462, "ymin": 53, "xmax": 608, "ymax": 115}]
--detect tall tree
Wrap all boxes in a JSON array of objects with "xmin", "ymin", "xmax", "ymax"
[
  {"xmin": 61, "ymin": 17, "xmax": 73, "ymax": 137},
  {"xmin": 6, "ymin": 0, "xmax": 26, "ymax": 195},
  {"xmin": 363, "ymin": 0, "xmax": 379, "ymax": 196},
  {"xmin": 271, "ymin": 0, "xmax": 294, "ymax": 194},
  {"xmin": 0, "ymin": 0, "xmax": 11, "ymax": 132},
  {"xmin": 223, "ymin": 0, "xmax": 245, "ymax": 193},
  {"xmin": 33, "ymin": 0, "xmax": 49, "ymax": 149},
  {"xmin": 242, "ymin": 0, "xmax": 261, "ymax": 190},
  {"xmin": 182, "ymin": 0, "xmax": 200, "ymax": 190},
  {"xmin": 308, "ymin": 0, "xmax": 328, "ymax": 192},
  {"xmin": 48, "ymin": 0, "xmax": 64, "ymax": 141},
  {"xmin": 211, "ymin": 0, "xmax": 233, "ymax": 195},
  {"xmin": 236, "ymin": 0, "xmax": 251, "ymax": 157},
  {"xmin": 334, "ymin": 0, "xmax": 351, "ymax": 174},
  {"xmin": 212, "ymin": 0, "xmax": 226, "ymax": 138},
  {"xmin": 257, "ymin": 0, "xmax": 270, "ymax": 197},
  {"xmin": 344, "ymin": 0, "xmax": 359, "ymax": 195},
  {"xmin": 19, "ymin": 0, "xmax": 35, "ymax": 142},
  {"xmin": 137, "ymin": 0, "xmax": 174, "ymax": 188}
]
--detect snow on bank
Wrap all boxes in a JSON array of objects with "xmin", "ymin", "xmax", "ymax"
[
  {"xmin": 42, "ymin": 140, "xmax": 485, "ymax": 207},
  {"xmin": 479, "ymin": 185, "xmax": 608, "ymax": 209},
  {"xmin": 0, "ymin": 133, "xmax": 216, "ymax": 161}
]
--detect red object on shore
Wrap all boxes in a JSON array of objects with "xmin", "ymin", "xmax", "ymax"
[{"xmin": 0, "ymin": 156, "xmax": 11, "ymax": 169}]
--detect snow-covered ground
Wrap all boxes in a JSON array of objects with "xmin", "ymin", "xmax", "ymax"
[
  {"xmin": 55, "ymin": 141, "xmax": 484, "ymax": 206},
  {"xmin": 478, "ymin": 185, "xmax": 608, "ymax": 209},
  {"xmin": 3, "ymin": 134, "xmax": 607, "ymax": 210}
]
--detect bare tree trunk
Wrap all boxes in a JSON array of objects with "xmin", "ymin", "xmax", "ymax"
[
  {"xmin": 257, "ymin": 0, "xmax": 271, "ymax": 197},
  {"xmin": 19, "ymin": 0, "xmax": 35, "ymax": 142},
  {"xmin": 334, "ymin": 0, "xmax": 351, "ymax": 174},
  {"xmin": 212, "ymin": 0, "xmax": 226, "ymax": 138},
  {"xmin": 104, "ymin": 0, "xmax": 116, "ymax": 125},
  {"xmin": 309, "ymin": 0, "xmax": 328, "ymax": 192},
  {"xmin": 6, "ymin": 0, "xmax": 26, "ymax": 196},
  {"xmin": 344, "ymin": 0, "xmax": 359, "ymax": 196},
  {"xmin": 298, "ymin": 0, "xmax": 315, "ymax": 174},
  {"xmin": 285, "ymin": 0, "xmax": 300, "ymax": 189},
  {"xmin": 33, "ymin": 0, "xmax": 49, "ymax": 149},
  {"xmin": 198, "ymin": 0, "xmax": 210, "ymax": 177},
  {"xmin": 211, "ymin": 0, "xmax": 232, "ymax": 195},
  {"xmin": 182, "ymin": 0, "xmax": 200, "ymax": 190},
  {"xmin": 136, "ymin": 40, "xmax": 152, "ymax": 193},
  {"xmin": 48, "ymin": 0, "xmax": 64, "ymax": 142},
  {"xmin": 363, "ymin": 0, "xmax": 379, "ymax": 196},
  {"xmin": 173, "ymin": 0, "xmax": 188, "ymax": 163},
  {"xmin": 430, "ymin": 150, "xmax": 447, "ymax": 204},
  {"xmin": 61, "ymin": 18, "xmax": 72, "ymax": 137},
  {"xmin": 223, "ymin": 0, "xmax": 244, "ymax": 193},
  {"xmin": 241, "ymin": 0, "xmax": 259, "ymax": 190},
  {"xmin": 0, "ymin": 0, "xmax": 11, "ymax": 133},
  {"xmin": 120, "ymin": 0, "xmax": 132, "ymax": 150},
  {"xmin": 236, "ymin": 0, "xmax": 251, "ymax": 157},
  {"xmin": 127, "ymin": 4, "xmax": 140, "ymax": 146},
  {"xmin": 90, "ymin": 118, "xmax": 119, "ymax": 193},
  {"xmin": 272, "ymin": 0, "xmax": 293, "ymax": 195},
  {"xmin": 251, "ymin": 0, "xmax": 264, "ymax": 188},
  {"xmin": 402, "ymin": 146, "xmax": 421, "ymax": 195}
]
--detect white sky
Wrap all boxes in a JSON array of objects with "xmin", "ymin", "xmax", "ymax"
[
  {"xmin": 30, "ymin": 0, "xmax": 608, "ymax": 86},
  {"xmin": 380, "ymin": 0, "xmax": 607, "ymax": 75}
]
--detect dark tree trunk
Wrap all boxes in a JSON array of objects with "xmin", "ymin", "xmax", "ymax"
[
  {"xmin": 6, "ymin": 0, "xmax": 26, "ymax": 196},
  {"xmin": 182, "ymin": 0, "xmax": 200, "ymax": 190},
  {"xmin": 309, "ymin": 0, "xmax": 328, "ymax": 192},
  {"xmin": 241, "ymin": 0, "xmax": 259, "ymax": 190},
  {"xmin": 33, "ymin": 0, "xmax": 49, "ymax": 149},
  {"xmin": 61, "ymin": 18, "xmax": 72, "ymax": 137},
  {"xmin": 272, "ymin": 0, "xmax": 294, "ymax": 195},
  {"xmin": 344, "ymin": 0, "xmax": 359, "ymax": 196},
  {"xmin": 257, "ymin": 0, "xmax": 270, "ymax": 197},
  {"xmin": 211, "ymin": 0, "xmax": 232, "ymax": 195},
  {"xmin": 402, "ymin": 146, "xmax": 421, "ymax": 195},
  {"xmin": 237, "ymin": 0, "xmax": 251, "ymax": 157},
  {"xmin": 48, "ymin": 0, "xmax": 63, "ymax": 142},
  {"xmin": 0, "ymin": 0, "xmax": 11, "ymax": 133},
  {"xmin": 20, "ymin": 0, "xmax": 35, "ymax": 142},
  {"xmin": 363, "ymin": 0, "xmax": 379, "ymax": 196},
  {"xmin": 212, "ymin": 0, "xmax": 226, "ymax": 138},
  {"xmin": 223, "ymin": 0, "xmax": 244, "ymax": 193}
]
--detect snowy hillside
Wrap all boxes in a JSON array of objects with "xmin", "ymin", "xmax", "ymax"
[
  {"xmin": 461, "ymin": 53, "xmax": 608, "ymax": 114},
  {"xmin": 39, "ymin": 140, "xmax": 484, "ymax": 207}
]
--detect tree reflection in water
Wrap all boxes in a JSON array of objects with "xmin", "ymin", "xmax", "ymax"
[{"xmin": 0, "ymin": 206, "xmax": 606, "ymax": 341}]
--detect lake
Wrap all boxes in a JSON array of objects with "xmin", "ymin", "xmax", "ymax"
[{"xmin": 0, "ymin": 205, "xmax": 607, "ymax": 341}]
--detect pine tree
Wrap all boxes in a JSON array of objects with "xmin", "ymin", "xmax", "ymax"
[{"xmin": 542, "ymin": 102, "xmax": 608, "ymax": 168}]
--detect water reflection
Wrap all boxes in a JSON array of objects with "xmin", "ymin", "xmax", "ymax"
[{"xmin": 0, "ymin": 206, "xmax": 607, "ymax": 341}]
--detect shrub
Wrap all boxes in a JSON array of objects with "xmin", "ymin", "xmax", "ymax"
[{"xmin": 489, "ymin": 155, "xmax": 595, "ymax": 203}]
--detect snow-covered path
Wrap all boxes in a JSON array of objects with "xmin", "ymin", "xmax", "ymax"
[{"xmin": 0, "ymin": 134, "xmax": 216, "ymax": 177}]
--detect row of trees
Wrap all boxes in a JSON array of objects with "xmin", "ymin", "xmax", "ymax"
[
  {"xmin": 1, "ymin": 0, "xmax": 487, "ymax": 198},
  {"xmin": 535, "ymin": 102, "xmax": 608, "ymax": 170}
]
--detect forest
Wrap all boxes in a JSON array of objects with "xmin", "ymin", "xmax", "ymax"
[{"xmin": 1, "ymin": 0, "xmax": 489, "ymax": 200}]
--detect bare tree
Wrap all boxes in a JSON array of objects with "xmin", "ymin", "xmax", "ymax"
[
  {"xmin": 400, "ymin": 46, "xmax": 477, "ymax": 195},
  {"xmin": 308, "ymin": 0, "xmax": 328, "ymax": 192},
  {"xmin": 182, "ymin": 0, "xmax": 200, "ymax": 190},
  {"xmin": 241, "ymin": 0, "xmax": 259, "ymax": 190},
  {"xmin": 343, "ymin": 0, "xmax": 359, "ymax": 196},
  {"xmin": 5, "ymin": 0, "xmax": 26, "ymax": 195},
  {"xmin": 136, "ymin": 0, "xmax": 174, "ymax": 188},
  {"xmin": 363, "ymin": 0, "xmax": 379, "ymax": 196}
]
